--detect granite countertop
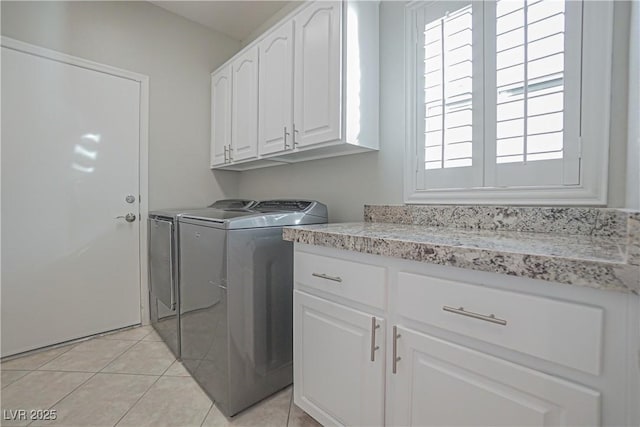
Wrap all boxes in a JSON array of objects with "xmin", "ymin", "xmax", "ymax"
[{"xmin": 283, "ymin": 206, "xmax": 640, "ymax": 294}]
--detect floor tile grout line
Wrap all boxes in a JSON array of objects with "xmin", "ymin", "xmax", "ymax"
[
  {"xmin": 96, "ymin": 338, "xmax": 154, "ymax": 375},
  {"xmin": 199, "ymin": 402, "xmax": 215, "ymax": 427},
  {"xmin": 113, "ymin": 351, "xmax": 176, "ymax": 427},
  {"xmin": 97, "ymin": 329, "xmax": 174, "ymax": 376},
  {"xmin": 8, "ymin": 326, "xmax": 148, "ymax": 426},
  {"xmin": 112, "ymin": 374, "xmax": 163, "ymax": 427},
  {"xmin": 0, "ymin": 370, "xmax": 31, "ymax": 390},
  {"xmin": 26, "ymin": 370, "xmax": 101, "ymax": 427},
  {"xmin": 1, "ymin": 324, "xmax": 148, "ymax": 366},
  {"xmin": 137, "ymin": 328, "xmax": 155, "ymax": 341},
  {"xmin": 1, "ymin": 341, "xmax": 76, "ymax": 367},
  {"xmin": 31, "ymin": 369, "xmax": 169, "ymax": 377},
  {"xmin": 100, "ymin": 349, "xmax": 176, "ymax": 376},
  {"xmin": 286, "ymin": 388, "xmax": 294, "ymax": 427},
  {"xmin": 29, "ymin": 343, "xmax": 77, "ymax": 371},
  {"xmin": 33, "ymin": 337, "xmax": 140, "ymax": 373},
  {"xmin": 4, "ymin": 326, "xmax": 152, "ymax": 425}
]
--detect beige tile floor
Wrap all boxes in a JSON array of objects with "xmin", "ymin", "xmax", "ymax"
[{"xmin": 1, "ymin": 326, "xmax": 321, "ymax": 427}]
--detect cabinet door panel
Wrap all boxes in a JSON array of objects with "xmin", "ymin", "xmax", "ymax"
[
  {"xmin": 231, "ymin": 46, "xmax": 258, "ymax": 161},
  {"xmin": 294, "ymin": 290, "xmax": 384, "ymax": 427},
  {"xmin": 259, "ymin": 21, "xmax": 294, "ymax": 156},
  {"xmin": 389, "ymin": 327, "xmax": 600, "ymax": 427},
  {"xmin": 211, "ymin": 66, "xmax": 231, "ymax": 166},
  {"xmin": 293, "ymin": 2, "xmax": 342, "ymax": 147}
]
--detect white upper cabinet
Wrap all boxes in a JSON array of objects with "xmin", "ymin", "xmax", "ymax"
[
  {"xmin": 211, "ymin": 0, "xmax": 379, "ymax": 171},
  {"xmin": 210, "ymin": 65, "xmax": 231, "ymax": 166},
  {"xmin": 231, "ymin": 46, "xmax": 259, "ymax": 162},
  {"xmin": 258, "ymin": 21, "xmax": 294, "ymax": 156},
  {"xmin": 293, "ymin": 2, "xmax": 342, "ymax": 148}
]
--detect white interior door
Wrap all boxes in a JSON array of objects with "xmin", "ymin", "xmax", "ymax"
[{"xmin": 1, "ymin": 43, "xmax": 143, "ymax": 357}]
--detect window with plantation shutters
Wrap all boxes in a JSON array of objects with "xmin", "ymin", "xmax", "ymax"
[
  {"xmin": 494, "ymin": 0, "xmax": 566, "ymax": 165},
  {"xmin": 406, "ymin": 0, "xmax": 610, "ymax": 203},
  {"xmin": 423, "ymin": 5, "xmax": 473, "ymax": 171},
  {"xmin": 416, "ymin": 1, "xmax": 483, "ymax": 190},
  {"xmin": 485, "ymin": 0, "xmax": 582, "ymax": 188}
]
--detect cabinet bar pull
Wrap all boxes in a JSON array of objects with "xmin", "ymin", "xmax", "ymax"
[
  {"xmin": 442, "ymin": 306, "xmax": 507, "ymax": 326},
  {"xmin": 223, "ymin": 146, "xmax": 228, "ymax": 163},
  {"xmin": 370, "ymin": 317, "xmax": 380, "ymax": 362},
  {"xmin": 311, "ymin": 272, "xmax": 342, "ymax": 283},
  {"xmin": 228, "ymin": 145, "xmax": 233, "ymax": 161},
  {"xmin": 392, "ymin": 325, "xmax": 401, "ymax": 374},
  {"xmin": 284, "ymin": 126, "xmax": 291, "ymax": 149},
  {"xmin": 293, "ymin": 124, "xmax": 299, "ymax": 147}
]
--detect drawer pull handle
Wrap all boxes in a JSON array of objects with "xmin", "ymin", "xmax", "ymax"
[
  {"xmin": 370, "ymin": 317, "xmax": 380, "ymax": 362},
  {"xmin": 392, "ymin": 325, "xmax": 401, "ymax": 374},
  {"xmin": 443, "ymin": 306, "xmax": 507, "ymax": 326},
  {"xmin": 312, "ymin": 273, "xmax": 342, "ymax": 283}
]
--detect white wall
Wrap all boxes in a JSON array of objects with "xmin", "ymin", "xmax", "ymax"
[
  {"xmin": 236, "ymin": 1, "xmax": 635, "ymax": 222},
  {"xmin": 1, "ymin": 1, "xmax": 241, "ymax": 211}
]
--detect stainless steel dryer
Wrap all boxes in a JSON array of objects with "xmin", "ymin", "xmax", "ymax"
[
  {"xmin": 148, "ymin": 199, "xmax": 256, "ymax": 358},
  {"xmin": 178, "ymin": 200, "xmax": 328, "ymax": 417}
]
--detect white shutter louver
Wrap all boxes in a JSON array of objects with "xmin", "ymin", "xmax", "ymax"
[
  {"xmin": 424, "ymin": 4, "xmax": 474, "ymax": 170},
  {"xmin": 495, "ymin": 0, "xmax": 566, "ymax": 164}
]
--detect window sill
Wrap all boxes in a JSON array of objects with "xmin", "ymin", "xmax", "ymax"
[{"xmin": 404, "ymin": 185, "xmax": 607, "ymax": 206}]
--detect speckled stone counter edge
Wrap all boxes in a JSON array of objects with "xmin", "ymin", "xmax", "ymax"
[
  {"xmin": 364, "ymin": 205, "xmax": 630, "ymax": 239},
  {"xmin": 364, "ymin": 205, "xmax": 640, "ymax": 292},
  {"xmin": 283, "ymin": 227, "xmax": 639, "ymax": 294}
]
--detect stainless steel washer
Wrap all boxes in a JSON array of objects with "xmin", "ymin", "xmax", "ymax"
[
  {"xmin": 178, "ymin": 200, "xmax": 328, "ymax": 417},
  {"xmin": 147, "ymin": 199, "xmax": 256, "ymax": 358}
]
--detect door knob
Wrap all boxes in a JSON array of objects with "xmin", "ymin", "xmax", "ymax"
[{"xmin": 116, "ymin": 213, "xmax": 136, "ymax": 222}]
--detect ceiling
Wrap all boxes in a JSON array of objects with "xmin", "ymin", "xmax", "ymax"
[{"xmin": 150, "ymin": 1, "xmax": 292, "ymax": 41}]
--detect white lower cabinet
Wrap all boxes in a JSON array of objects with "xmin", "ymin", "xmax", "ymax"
[
  {"xmin": 388, "ymin": 326, "xmax": 600, "ymax": 427},
  {"xmin": 293, "ymin": 244, "xmax": 638, "ymax": 427},
  {"xmin": 293, "ymin": 290, "xmax": 385, "ymax": 427}
]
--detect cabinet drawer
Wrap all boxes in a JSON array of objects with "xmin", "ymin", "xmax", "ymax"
[
  {"xmin": 295, "ymin": 251, "xmax": 386, "ymax": 309},
  {"xmin": 397, "ymin": 272, "xmax": 603, "ymax": 376}
]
